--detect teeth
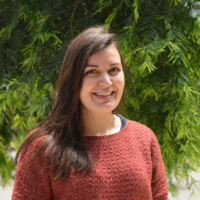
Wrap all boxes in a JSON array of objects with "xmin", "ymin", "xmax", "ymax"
[{"xmin": 95, "ymin": 92, "xmax": 112, "ymax": 96}]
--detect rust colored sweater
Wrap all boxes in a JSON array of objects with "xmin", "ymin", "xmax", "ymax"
[{"xmin": 12, "ymin": 120, "xmax": 168, "ymax": 200}]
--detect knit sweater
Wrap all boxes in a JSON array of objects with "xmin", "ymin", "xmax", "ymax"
[{"xmin": 12, "ymin": 120, "xmax": 169, "ymax": 200}]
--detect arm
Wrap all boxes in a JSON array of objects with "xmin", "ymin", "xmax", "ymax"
[
  {"xmin": 12, "ymin": 136, "xmax": 52, "ymax": 200},
  {"xmin": 151, "ymin": 133, "xmax": 169, "ymax": 200}
]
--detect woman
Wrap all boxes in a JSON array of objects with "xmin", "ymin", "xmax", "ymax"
[{"xmin": 12, "ymin": 26, "xmax": 168, "ymax": 200}]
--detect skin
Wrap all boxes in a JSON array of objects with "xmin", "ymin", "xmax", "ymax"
[{"xmin": 80, "ymin": 44, "xmax": 125, "ymax": 136}]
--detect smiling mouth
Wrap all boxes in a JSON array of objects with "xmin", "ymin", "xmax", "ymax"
[{"xmin": 93, "ymin": 91, "xmax": 114, "ymax": 96}]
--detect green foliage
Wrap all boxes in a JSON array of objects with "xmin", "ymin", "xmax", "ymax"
[
  {"xmin": 0, "ymin": 136, "xmax": 15, "ymax": 187},
  {"xmin": 96, "ymin": 0, "xmax": 200, "ymax": 196},
  {"xmin": 0, "ymin": 0, "xmax": 102, "ymax": 187},
  {"xmin": 1, "ymin": 0, "xmax": 200, "ymax": 196}
]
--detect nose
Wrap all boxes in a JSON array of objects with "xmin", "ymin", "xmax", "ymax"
[{"xmin": 98, "ymin": 72, "xmax": 112, "ymax": 87}]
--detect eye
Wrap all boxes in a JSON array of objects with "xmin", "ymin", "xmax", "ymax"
[
  {"xmin": 110, "ymin": 67, "xmax": 120, "ymax": 72},
  {"xmin": 85, "ymin": 69, "xmax": 96, "ymax": 75}
]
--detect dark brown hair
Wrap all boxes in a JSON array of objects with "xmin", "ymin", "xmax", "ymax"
[{"xmin": 15, "ymin": 26, "xmax": 125, "ymax": 180}]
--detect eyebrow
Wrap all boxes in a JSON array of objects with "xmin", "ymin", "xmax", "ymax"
[{"xmin": 86, "ymin": 62, "xmax": 121, "ymax": 67}]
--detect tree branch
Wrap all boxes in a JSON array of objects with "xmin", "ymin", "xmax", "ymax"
[{"xmin": 71, "ymin": 0, "xmax": 80, "ymax": 39}]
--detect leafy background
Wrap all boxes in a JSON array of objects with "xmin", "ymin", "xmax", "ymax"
[{"xmin": 0, "ymin": 0, "xmax": 200, "ymax": 197}]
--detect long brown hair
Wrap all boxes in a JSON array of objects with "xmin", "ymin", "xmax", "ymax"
[{"xmin": 15, "ymin": 26, "xmax": 125, "ymax": 180}]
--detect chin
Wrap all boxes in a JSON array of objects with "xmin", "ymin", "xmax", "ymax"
[
  {"xmin": 81, "ymin": 99, "xmax": 121, "ymax": 114},
  {"xmin": 93, "ymin": 104, "xmax": 118, "ymax": 113}
]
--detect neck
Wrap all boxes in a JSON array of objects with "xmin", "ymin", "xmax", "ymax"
[{"xmin": 81, "ymin": 110, "xmax": 121, "ymax": 137}]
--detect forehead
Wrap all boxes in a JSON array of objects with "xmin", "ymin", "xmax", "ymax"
[{"xmin": 87, "ymin": 44, "xmax": 121, "ymax": 64}]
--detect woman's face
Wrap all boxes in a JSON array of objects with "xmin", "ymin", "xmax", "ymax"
[{"xmin": 80, "ymin": 44, "xmax": 125, "ymax": 114}]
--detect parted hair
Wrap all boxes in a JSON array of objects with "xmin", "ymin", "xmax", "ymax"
[{"xmin": 15, "ymin": 26, "xmax": 125, "ymax": 180}]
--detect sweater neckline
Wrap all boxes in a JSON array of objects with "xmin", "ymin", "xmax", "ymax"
[{"xmin": 83, "ymin": 119, "xmax": 131, "ymax": 141}]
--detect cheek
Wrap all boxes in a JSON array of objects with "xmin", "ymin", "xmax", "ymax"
[
  {"xmin": 116, "ymin": 74, "xmax": 125, "ymax": 90},
  {"xmin": 80, "ymin": 78, "xmax": 95, "ymax": 100}
]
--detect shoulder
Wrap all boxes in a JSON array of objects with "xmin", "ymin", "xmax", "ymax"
[
  {"xmin": 16, "ymin": 133, "xmax": 50, "ymax": 179},
  {"xmin": 20, "ymin": 129, "xmax": 49, "ymax": 162},
  {"xmin": 13, "ymin": 131, "xmax": 52, "ymax": 200},
  {"xmin": 125, "ymin": 119, "xmax": 160, "ymax": 149},
  {"xmin": 126, "ymin": 119, "xmax": 157, "ymax": 139}
]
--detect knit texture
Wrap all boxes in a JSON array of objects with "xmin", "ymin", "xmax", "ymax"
[{"xmin": 12, "ymin": 120, "xmax": 169, "ymax": 200}]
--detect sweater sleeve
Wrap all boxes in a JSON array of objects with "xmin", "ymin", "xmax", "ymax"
[
  {"xmin": 151, "ymin": 133, "xmax": 169, "ymax": 200},
  {"xmin": 12, "ymin": 136, "xmax": 53, "ymax": 200}
]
